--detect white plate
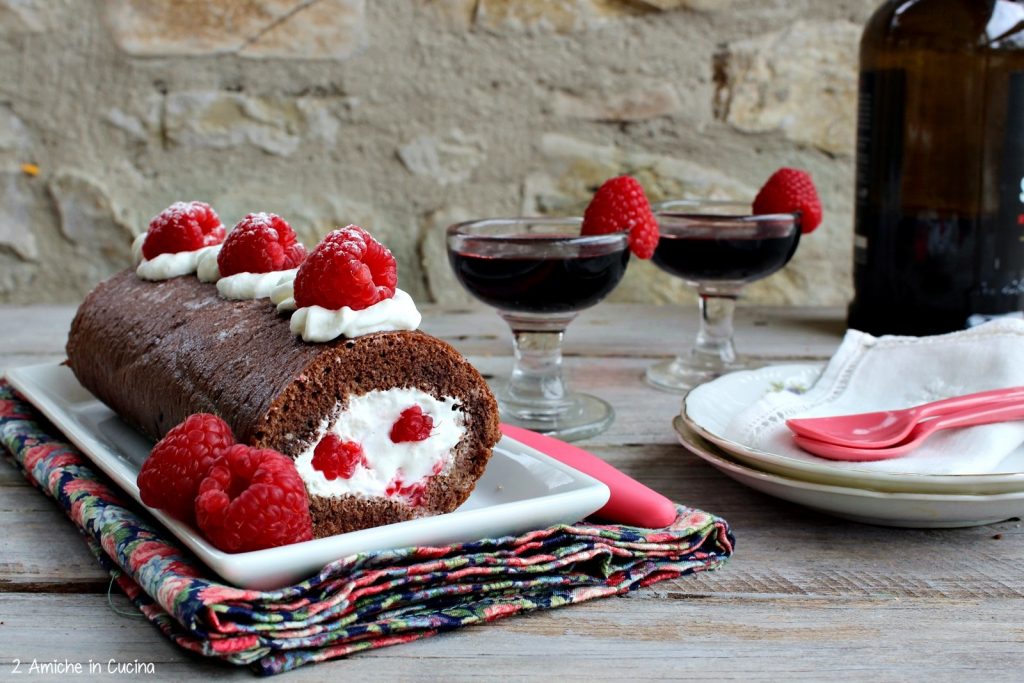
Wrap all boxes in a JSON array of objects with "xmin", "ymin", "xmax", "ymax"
[
  {"xmin": 7, "ymin": 363, "xmax": 610, "ymax": 590},
  {"xmin": 673, "ymin": 416, "xmax": 1024, "ymax": 528},
  {"xmin": 683, "ymin": 364, "xmax": 1024, "ymax": 495}
]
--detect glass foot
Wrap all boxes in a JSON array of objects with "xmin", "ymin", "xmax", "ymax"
[
  {"xmin": 645, "ymin": 354, "xmax": 745, "ymax": 393},
  {"xmin": 496, "ymin": 388, "xmax": 614, "ymax": 442}
]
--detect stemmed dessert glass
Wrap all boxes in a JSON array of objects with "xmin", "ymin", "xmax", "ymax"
[
  {"xmin": 447, "ymin": 217, "xmax": 630, "ymax": 441},
  {"xmin": 645, "ymin": 200, "xmax": 800, "ymax": 393}
]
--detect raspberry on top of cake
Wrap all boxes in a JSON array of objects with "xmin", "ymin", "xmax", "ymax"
[
  {"xmin": 272, "ymin": 225, "xmax": 421, "ymax": 342},
  {"xmin": 198, "ymin": 212, "xmax": 309, "ymax": 301}
]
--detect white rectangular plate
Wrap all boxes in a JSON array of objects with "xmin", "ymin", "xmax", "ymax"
[{"xmin": 7, "ymin": 363, "xmax": 610, "ymax": 590}]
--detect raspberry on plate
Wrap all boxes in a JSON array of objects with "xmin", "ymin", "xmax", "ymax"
[
  {"xmin": 752, "ymin": 167, "xmax": 823, "ymax": 234},
  {"xmin": 217, "ymin": 212, "xmax": 307, "ymax": 277},
  {"xmin": 195, "ymin": 445, "xmax": 313, "ymax": 553},
  {"xmin": 293, "ymin": 225, "xmax": 397, "ymax": 311},
  {"xmin": 142, "ymin": 201, "xmax": 225, "ymax": 260},
  {"xmin": 312, "ymin": 434, "xmax": 367, "ymax": 480},
  {"xmin": 390, "ymin": 406, "xmax": 434, "ymax": 443},
  {"xmin": 136, "ymin": 413, "xmax": 235, "ymax": 524},
  {"xmin": 581, "ymin": 176, "xmax": 659, "ymax": 259}
]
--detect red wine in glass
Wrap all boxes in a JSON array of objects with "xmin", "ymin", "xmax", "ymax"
[
  {"xmin": 651, "ymin": 229, "xmax": 800, "ymax": 284},
  {"xmin": 449, "ymin": 237, "xmax": 629, "ymax": 314}
]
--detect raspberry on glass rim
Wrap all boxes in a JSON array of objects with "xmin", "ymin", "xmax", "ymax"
[
  {"xmin": 142, "ymin": 201, "xmax": 225, "ymax": 260},
  {"xmin": 752, "ymin": 167, "xmax": 823, "ymax": 234},
  {"xmin": 581, "ymin": 175, "xmax": 659, "ymax": 258}
]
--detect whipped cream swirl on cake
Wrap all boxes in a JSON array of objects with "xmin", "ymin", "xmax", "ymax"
[
  {"xmin": 295, "ymin": 388, "xmax": 466, "ymax": 503},
  {"xmin": 195, "ymin": 247, "xmax": 222, "ymax": 283},
  {"xmin": 206, "ymin": 255, "xmax": 298, "ymax": 300},
  {"xmin": 218, "ymin": 269, "xmax": 299, "ymax": 300},
  {"xmin": 157, "ymin": 242, "xmax": 297, "ymax": 300},
  {"xmin": 274, "ymin": 283, "xmax": 422, "ymax": 342},
  {"xmin": 133, "ymin": 232, "xmax": 221, "ymax": 281}
]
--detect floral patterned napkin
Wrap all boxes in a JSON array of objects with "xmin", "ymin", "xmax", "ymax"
[{"xmin": 0, "ymin": 380, "xmax": 733, "ymax": 676}]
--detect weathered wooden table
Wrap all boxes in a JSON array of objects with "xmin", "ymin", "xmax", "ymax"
[{"xmin": 2, "ymin": 303, "xmax": 1022, "ymax": 681}]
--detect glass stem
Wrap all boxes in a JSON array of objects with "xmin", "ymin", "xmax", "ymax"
[
  {"xmin": 506, "ymin": 330, "xmax": 570, "ymax": 410},
  {"xmin": 693, "ymin": 294, "xmax": 737, "ymax": 365}
]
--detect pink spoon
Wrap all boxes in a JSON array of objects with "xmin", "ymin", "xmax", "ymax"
[
  {"xmin": 500, "ymin": 423, "xmax": 677, "ymax": 528},
  {"xmin": 786, "ymin": 386, "xmax": 1024, "ymax": 448},
  {"xmin": 793, "ymin": 401, "xmax": 1024, "ymax": 462}
]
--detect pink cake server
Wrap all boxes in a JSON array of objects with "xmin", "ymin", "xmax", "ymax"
[{"xmin": 500, "ymin": 423, "xmax": 677, "ymax": 528}]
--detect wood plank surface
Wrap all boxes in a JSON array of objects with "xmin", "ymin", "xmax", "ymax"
[
  {"xmin": 2, "ymin": 591, "xmax": 1023, "ymax": 682},
  {"xmin": 1, "ymin": 304, "xmax": 1023, "ymax": 680}
]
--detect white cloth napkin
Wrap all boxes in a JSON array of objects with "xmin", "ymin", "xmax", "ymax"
[{"xmin": 724, "ymin": 319, "xmax": 1024, "ymax": 474}]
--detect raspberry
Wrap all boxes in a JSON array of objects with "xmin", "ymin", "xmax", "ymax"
[
  {"xmin": 142, "ymin": 201, "xmax": 225, "ymax": 260},
  {"xmin": 386, "ymin": 476, "xmax": 429, "ymax": 506},
  {"xmin": 195, "ymin": 445, "xmax": 313, "ymax": 553},
  {"xmin": 386, "ymin": 461, "xmax": 444, "ymax": 506},
  {"xmin": 311, "ymin": 434, "xmax": 367, "ymax": 480},
  {"xmin": 390, "ymin": 406, "xmax": 434, "ymax": 443},
  {"xmin": 137, "ymin": 414, "xmax": 235, "ymax": 524},
  {"xmin": 217, "ymin": 212, "xmax": 307, "ymax": 276},
  {"xmin": 293, "ymin": 225, "xmax": 397, "ymax": 311},
  {"xmin": 752, "ymin": 167, "xmax": 823, "ymax": 234},
  {"xmin": 581, "ymin": 176, "xmax": 659, "ymax": 259}
]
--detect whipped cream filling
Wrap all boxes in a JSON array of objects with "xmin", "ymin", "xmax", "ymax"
[
  {"xmin": 132, "ymin": 232, "xmax": 221, "ymax": 281},
  {"xmin": 295, "ymin": 388, "xmax": 466, "ymax": 503},
  {"xmin": 274, "ymin": 286, "xmax": 422, "ymax": 342}
]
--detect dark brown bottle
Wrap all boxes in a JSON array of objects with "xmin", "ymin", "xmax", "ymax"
[{"xmin": 848, "ymin": 0, "xmax": 1024, "ymax": 335}]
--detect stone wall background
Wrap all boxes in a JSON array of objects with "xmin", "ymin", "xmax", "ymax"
[{"xmin": 0, "ymin": 0, "xmax": 877, "ymax": 306}]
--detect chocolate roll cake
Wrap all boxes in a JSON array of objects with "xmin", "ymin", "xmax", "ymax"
[{"xmin": 66, "ymin": 269, "xmax": 501, "ymax": 536}]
